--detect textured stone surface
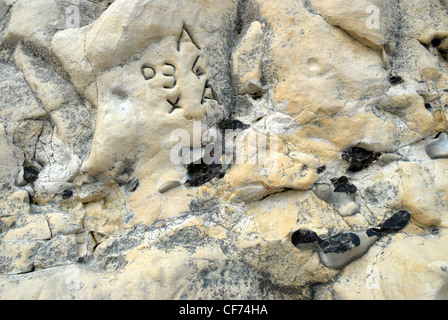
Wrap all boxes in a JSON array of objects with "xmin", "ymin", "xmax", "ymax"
[{"xmin": 0, "ymin": 0, "xmax": 448, "ymax": 300}]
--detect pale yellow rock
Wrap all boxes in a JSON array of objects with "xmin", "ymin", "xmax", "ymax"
[
  {"xmin": 83, "ymin": 187, "xmax": 133, "ymax": 235},
  {"xmin": 126, "ymin": 180, "xmax": 195, "ymax": 226},
  {"xmin": 82, "ymin": 0, "xmax": 237, "ymax": 75},
  {"xmin": 45, "ymin": 210, "xmax": 84, "ymax": 236},
  {"xmin": 222, "ymin": 129, "xmax": 320, "ymax": 203},
  {"xmin": 232, "ymin": 21, "xmax": 264, "ymax": 85},
  {"xmin": 237, "ymin": 190, "xmax": 344, "ymax": 287},
  {"xmin": 3, "ymin": 215, "xmax": 51, "ymax": 241},
  {"xmin": 50, "ymin": 27, "xmax": 96, "ymax": 101},
  {"xmin": 0, "ymin": 264, "xmax": 111, "ymax": 299},
  {"xmin": 2, "ymin": 0, "xmax": 448, "ymax": 301},
  {"xmin": 111, "ymin": 246, "xmax": 194, "ymax": 299},
  {"xmin": 0, "ymin": 122, "xmax": 19, "ymax": 188},
  {"xmin": 333, "ymin": 232, "xmax": 448, "ymax": 300},
  {"xmin": 398, "ymin": 160, "xmax": 448, "ymax": 227},
  {"xmin": 3, "ymin": 0, "xmax": 59, "ymax": 47},
  {"xmin": 311, "ymin": 0, "xmax": 386, "ymax": 49},
  {"xmin": 78, "ymin": 19, "xmax": 225, "ymax": 204},
  {"xmin": 0, "ymin": 240, "xmax": 41, "ymax": 275}
]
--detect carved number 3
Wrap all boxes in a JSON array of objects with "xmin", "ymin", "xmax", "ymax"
[{"xmin": 141, "ymin": 63, "xmax": 177, "ymax": 90}]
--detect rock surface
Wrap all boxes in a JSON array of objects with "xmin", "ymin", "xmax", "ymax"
[{"xmin": 0, "ymin": 0, "xmax": 448, "ymax": 300}]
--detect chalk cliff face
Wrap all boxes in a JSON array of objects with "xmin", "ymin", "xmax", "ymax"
[{"xmin": 0, "ymin": 0, "xmax": 447, "ymax": 300}]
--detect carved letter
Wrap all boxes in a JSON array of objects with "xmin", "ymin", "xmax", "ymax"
[
  {"xmin": 201, "ymin": 80, "xmax": 218, "ymax": 104},
  {"xmin": 167, "ymin": 95, "xmax": 182, "ymax": 114},
  {"xmin": 141, "ymin": 65, "xmax": 156, "ymax": 80},
  {"xmin": 162, "ymin": 63, "xmax": 177, "ymax": 89}
]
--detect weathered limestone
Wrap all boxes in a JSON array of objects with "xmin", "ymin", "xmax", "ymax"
[{"xmin": 0, "ymin": 0, "xmax": 448, "ymax": 300}]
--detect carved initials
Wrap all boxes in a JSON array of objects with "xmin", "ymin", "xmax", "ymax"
[
  {"xmin": 167, "ymin": 95, "xmax": 182, "ymax": 113},
  {"xmin": 141, "ymin": 26, "xmax": 219, "ymax": 112},
  {"xmin": 162, "ymin": 63, "xmax": 177, "ymax": 89},
  {"xmin": 177, "ymin": 26, "xmax": 201, "ymax": 52},
  {"xmin": 201, "ymin": 80, "xmax": 218, "ymax": 104},
  {"xmin": 141, "ymin": 65, "xmax": 156, "ymax": 80},
  {"xmin": 192, "ymin": 55, "xmax": 205, "ymax": 78}
]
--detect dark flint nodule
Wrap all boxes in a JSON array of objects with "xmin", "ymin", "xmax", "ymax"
[
  {"xmin": 316, "ymin": 165, "xmax": 326, "ymax": 174},
  {"xmin": 331, "ymin": 176, "xmax": 357, "ymax": 195},
  {"xmin": 389, "ymin": 75, "xmax": 403, "ymax": 84},
  {"xmin": 319, "ymin": 232, "xmax": 361, "ymax": 254},
  {"xmin": 185, "ymin": 161, "xmax": 223, "ymax": 187},
  {"xmin": 368, "ymin": 210, "xmax": 411, "ymax": 236},
  {"xmin": 61, "ymin": 189, "xmax": 74, "ymax": 199},
  {"xmin": 291, "ymin": 229, "xmax": 321, "ymax": 247},
  {"xmin": 23, "ymin": 166, "xmax": 39, "ymax": 183},
  {"xmin": 292, "ymin": 210, "xmax": 412, "ymax": 268},
  {"xmin": 342, "ymin": 147, "xmax": 381, "ymax": 172}
]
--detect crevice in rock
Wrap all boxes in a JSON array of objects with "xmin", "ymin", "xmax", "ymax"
[
  {"xmin": 43, "ymin": 215, "xmax": 53, "ymax": 239},
  {"xmin": 334, "ymin": 25, "xmax": 380, "ymax": 53},
  {"xmin": 31, "ymin": 123, "xmax": 44, "ymax": 162},
  {"xmin": 418, "ymin": 37, "xmax": 448, "ymax": 63},
  {"xmin": 13, "ymin": 265, "xmax": 36, "ymax": 276}
]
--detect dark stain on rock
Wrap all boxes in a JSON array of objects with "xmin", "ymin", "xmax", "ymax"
[
  {"xmin": 342, "ymin": 147, "xmax": 381, "ymax": 172},
  {"xmin": 218, "ymin": 119, "xmax": 249, "ymax": 131}
]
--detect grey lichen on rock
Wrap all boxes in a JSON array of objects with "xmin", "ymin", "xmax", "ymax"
[{"xmin": 0, "ymin": 0, "xmax": 448, "ymax": 300}]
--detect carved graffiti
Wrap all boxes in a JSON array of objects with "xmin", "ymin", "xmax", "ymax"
[{"xmin": 140, "ymin": 27, "xmax": 219, "ymax": 114}]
